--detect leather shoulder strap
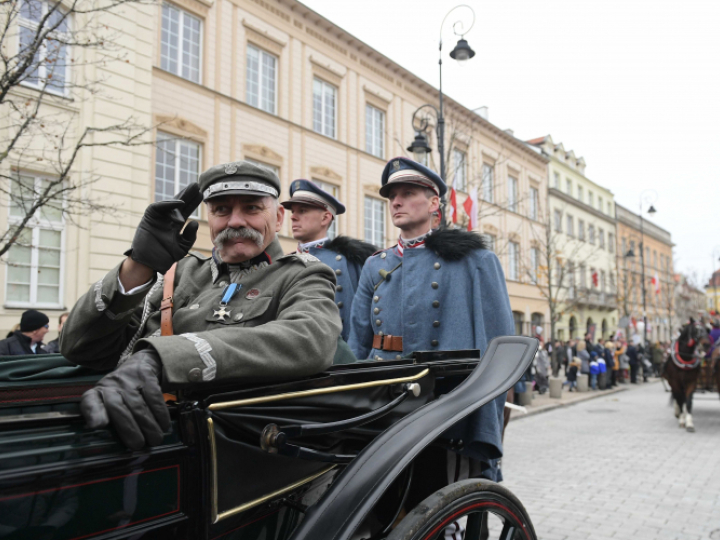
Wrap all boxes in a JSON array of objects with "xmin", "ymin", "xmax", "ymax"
[{"xmin": 160, "ymin": 263, "xmax": 177, "ymax": 337}]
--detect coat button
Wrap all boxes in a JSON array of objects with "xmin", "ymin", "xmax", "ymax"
[
  {"xmin": 374, "ymin": 307, "xmax": 380, "ymax": 315},
  {"xmin": 433, "ymin": 321, "xmax": 440, "ymax": 327},
  {"xmin": 380, "ymin": 253, "xmax": 387, "ymax": 259},
  {"xmin": 337, "ymin": 285, "xmax": 343, "ymax": 292},
  {"xmin": 218, "ymin": 281, "xmax": 227, "ymax": 288},
  {"xmin": 373, "ymin": 296, "xmax": 380, "ymax": 303},
  {"xmin": 336, "ymin": 255, "xmax": 342, "ymax": 261},
  {"xmin": 432, "ymin": 300, "xmax": 440, "ymax": 308},
  {"xmin": 188, "ymin": 368, "xmax": 202, "ymax": 382},
  {"xmin": 431, "ymin": 282, "xmax": 439, "ymax": 289},
  {"xmin": 234, "ymin": 313, "xmax": 244, "ymax": 321},
  {"xmin": 396, "ymin": 355, "xmax": 402, "ymax": 360},
  {"xmin": 378, "ymin": 331, "xmax": 384, "ymax": 337},
  {"xmin": 335, "ymin": 269, "xmax": 342, "ymax": 276},
  {"xmin": 431, "ymin": 340, "xmax": 439, "ymax": 346},
  {"xmin": 434, "ymin": 262, "xmax": 441, "ymax": 270},
  {"xmin": 337, "ymin": 301, "xmax": 343, "ymax": 308},
  {"xmin": 375, "ymin": 355, "xmax": 382, "ymax": 361},
  {"xmin": 376, "ymin": 319, "xmax": 382, "ymax": 326}
]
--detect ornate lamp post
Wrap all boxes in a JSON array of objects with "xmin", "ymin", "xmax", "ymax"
[{"xmin": 406, "ymin": 5, "xmax": 476, "ymax": 220}]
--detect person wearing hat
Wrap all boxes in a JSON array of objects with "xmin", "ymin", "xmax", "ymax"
[
  {"xmin": 347, "ymin": 157, "xmax": 514, "ymax": 491},
  {"xmin": 0, "ymin": 309, "xmax": 50, "ymax": 355},
  {"xmin": 281, "ymin": 179, "xmax": 376, "ymax": 342},
  {"xmin": 61, "ymin": 161, "xmax": 342, "ymax": 450}
]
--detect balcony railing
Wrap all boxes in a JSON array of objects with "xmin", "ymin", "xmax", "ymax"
[{"xmin": 571, "ymin": 288, "xmax": 618, "ymax": 310}]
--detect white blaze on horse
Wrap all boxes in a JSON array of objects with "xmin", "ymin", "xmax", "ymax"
[{"xmin": 663, "ymin": 320, "xmax": 711, "ymax": 432}]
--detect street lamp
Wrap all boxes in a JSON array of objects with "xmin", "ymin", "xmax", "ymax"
[
  {"xmin": 406, "ymin": 5, "xmax": 476, "ymax": 224},
  {"xmin": 638, "ymin": 190, "xmax": 658, "ymax": 349},
  {"xmin": 710, "ymin": 246, "xmax": 720, "ymax": 316}
]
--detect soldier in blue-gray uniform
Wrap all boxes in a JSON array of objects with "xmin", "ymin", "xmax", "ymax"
[
  {"xmin": 281, "ymin": 179, "xmax": 376, "ymax": 341},
  {"xmin": 347, "ymin": 157, "xmax": 515, "ymax": 486}
]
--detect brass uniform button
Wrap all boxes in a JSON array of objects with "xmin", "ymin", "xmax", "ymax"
[
  {"xmin": 218, "ymin": 281, "xmax": 228, "ymax": 288},
  {"xmin": 374, "ymin": 307, "xmax": 380, "ymax": 315},
  {"xmin": 373, "ymin": 296, "xmax": 380, "ymax": 303},
  {"xmin": 431, "ymin": 340, "xmax": 439, "ymax": 346},
  {"xmin": 433, "ymin": 321, "xmax": 440, "ymax": 327},
  {"xmin": 337, "ymin": 301, "xmax": 343, "ymax": 308},
  {"xmin": 434, "ymin": 262, "xmax": 441, "ymax": 269},
  {"xmin": 234, "ymin": 313, "xmax": 244, "ymax": 321},
  {"xmin": 378, "ymin": 331, "xmax": 384, "ymax": 337},
  {"xmin": 376, "ymin": 319, "xmax": 382, "ymax": 326},
  {"xmin": 396, "ymin": 355, "xmax": 402, "ymax": 360},
  {"xmin": 432, "ymin": 300, "xmax": 440, "ymax": 308},
  {"xmin": 188, "ymin": 368, "xmax": 202, "ymax": 382},
  {"xmin": 380, "ymin": 253, "xmax": 387, "ymax": 259},
  {"xmin": 337, "ymin": 285, "xmax": 343, "ymax": 292},
  {"xmin": 336, "ymin": 255, "xmax": 342, "ymax": 261},
  {"xmin": 431, "ymin": 282, "xmax": 439, "ymax": 289},
  {"xmin": 335, "ymin": 269, "xmax": 342, "ymax": 276}
]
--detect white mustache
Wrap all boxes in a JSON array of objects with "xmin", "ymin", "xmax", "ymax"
[{"xmin": 213, "ymin": 227, "xmax": 264, "ymax": 249}]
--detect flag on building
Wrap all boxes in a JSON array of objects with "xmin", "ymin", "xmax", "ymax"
[
  {"xmin": 462, "ymin": 187, "xmax": 478, "ymax": 231},
  {"xmin": 651, "ymin": 273, "xmax": 660, "ymax": 294},
  {"xmin": 591, "ymin": 270, "xmax": 599, "ymax": 287},
  {"xmin": 449, "ymin": 188, "xmax": 458, "ymax": 224}
]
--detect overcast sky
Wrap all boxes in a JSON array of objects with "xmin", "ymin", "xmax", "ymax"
[{"xmin": 301, "ymin": 0, "xmax": 720, "ymax": 285}]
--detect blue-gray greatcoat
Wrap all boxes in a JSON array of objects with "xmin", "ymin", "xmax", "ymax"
[
  {"xmin": 347, "ymin": 229, "xmax": 514, "ymax": 481},
  {"xmin": 305, "ymin": 236, "xmax": 376, "ymax": 342}
]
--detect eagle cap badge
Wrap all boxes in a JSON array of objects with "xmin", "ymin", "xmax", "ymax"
[
  {"xmin": 224, "ymin": 163, "xmax": 238, "ymax": 175},
  {"xmin": 393, "ymin": 160, "xmax": 401, "ymax": 171}
]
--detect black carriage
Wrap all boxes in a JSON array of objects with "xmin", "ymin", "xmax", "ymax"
[{"xmin": 0, "ymin": 336, "xmax": 537, "ymax": 540}]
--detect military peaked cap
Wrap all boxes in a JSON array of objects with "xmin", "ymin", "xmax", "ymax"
[
  {"xmin": 199, "ymin": 160, "xmax": 281, "ymax": 201},
  {"xmin": 380, "ymin": 157, "xmax": 447, "ymax": 198},
  {"xmin": 281, "ymin": 179, "xmax": 346, "ymax": 216}
]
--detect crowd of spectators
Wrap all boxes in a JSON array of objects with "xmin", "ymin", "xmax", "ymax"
[{"xmin": 0, "ymin": 310, "xmax": 68, "ymax": 356}]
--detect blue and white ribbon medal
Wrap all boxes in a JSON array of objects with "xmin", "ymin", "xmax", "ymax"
[{"xmin": 213, "ymin": 283, "xmax": 241, "ymax": 321}]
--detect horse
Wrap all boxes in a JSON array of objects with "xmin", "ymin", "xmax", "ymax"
[{"xmin": 663, "ymin": 321, "xmax": 711, "ymax": 432}]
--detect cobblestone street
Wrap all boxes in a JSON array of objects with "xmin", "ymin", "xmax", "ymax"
[{"xmin": 502, "ymin": 382, "xmax": 720, "ymax": 540}]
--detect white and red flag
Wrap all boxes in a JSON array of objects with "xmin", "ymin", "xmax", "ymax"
[
  {"xmin": 651, "ymin": 273, "xmax": 660, "ymax": 294},
  {"xmin": 449, "ymin": 188, "xmax": 458, "ymax": 224},
  {"xmin": 462, "ymin": 187, "xmax": 478, "ymax": 231}
]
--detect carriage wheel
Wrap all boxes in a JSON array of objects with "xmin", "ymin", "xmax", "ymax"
[{"xmin": 387, "ymin": 479, "xmax": 537, "ymax": 540}]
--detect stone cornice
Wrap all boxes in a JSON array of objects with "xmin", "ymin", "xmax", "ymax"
[{"xmin": 550, "ymin": 188, "xmax": 616, "ymax": 227}]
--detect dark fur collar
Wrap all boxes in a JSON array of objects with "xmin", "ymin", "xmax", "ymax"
[
  {"xmin": 424, "ymin": 228, "xmax": 486, "ymax": 261},
  {"xmin": 324, "ymin": 235, "xmax": 378, "ymax": 265}
]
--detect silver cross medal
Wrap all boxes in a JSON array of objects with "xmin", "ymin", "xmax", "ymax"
[{"xmin": 213, "ymin": 306, "xmax": 232, "ymax": 321}]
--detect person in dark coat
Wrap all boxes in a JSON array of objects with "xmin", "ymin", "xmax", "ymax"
[
  {"xmin": 0, "ymin": 310, "xmax": 50, "ymax": 356},
  {"xmin": 44, "ymin": 312, "xmax": 69, "ymax": 354},
  {"xmin": 626, "ymin": 342, "xmax": 639, "ymax": 383},
  {"xmin": 281, "ymin": 179, "xmax": 376, "ymax": 342}
]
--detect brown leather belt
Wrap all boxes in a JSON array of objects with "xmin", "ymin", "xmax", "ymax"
[
  {"xmin": 372, "ymin": 334, "xmax": 403, "ymax": 352},
  {"xmin": 160, "ymin": 262, "xmax": 177, "ymax": 337}
]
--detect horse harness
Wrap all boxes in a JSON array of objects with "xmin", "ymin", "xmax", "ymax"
[{"xmin": 669, "ymin": 340, "xmax": 701, "ymax": 370}]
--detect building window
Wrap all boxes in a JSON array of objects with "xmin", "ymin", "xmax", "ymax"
[
  {"xmin": 653, "ymin": 250, "xmax": 657, "ymax": 269},
  {"xmin": 566, "ymin": 214, "xmax": 574, "ymax": 237},
  {"xmin": 161, "ymin": 2, "xmax": 202, "ymax": 83},
  {"xmin": 365, "ymin": 104, "xmax": 385, "ymax": 158},
  {"xmin": 313, "ymin": 180, "xmax": 339, "ymax": 239},
  {"xmin": 482, "ymin": 164, "xmax": 494, "ymax": 202},
  {"xmin": 6, "ymin": 173, "xmax": 64, "ymax": 307},
  {"xmin": 599, "ymin": 228, "xmax": 605, "ymax": 249},
  {"xmin": 579, "ymin": 264, "xmax": 587, "ymax": 288},
  {"xmin": 588, "ymin": 224, "xmax": 595, "ymax": 244},
  {"xmin": 598, "ymin": 196, "xmax": 604, "ymax": 212},
  {"xmin": 18, "ymin": 0, "xmax": 70, "ymax": 94},
  {"xmin": 508, "ymin": 241, "xmax": 519, "ymax": 281},
  {"xmin": 607, "ymin": 202, "xmax": 612, "ymax": 215},
  {"xmin": 609, "ymin": 234, "xmax": 614, "ymax": 254},
  {"xmin": 566, "ymin": 179, "xmax": 572, "ymax": 195},
  {"xmin": 155, "ymin": 133, "xmax": 201, "ymax": 217},
  {"xmin": 512, "ymin": 311, "xmax": 524, "ymax": 336},
  {"xmin": 483, "ymin": 234, "xmax": 496, "ymax": 252},
  {"xmin": 554, "ymin": 209, "xmax": 562, "ymax": 232},
  {"xmin": 553, "ymin": 172, "xmax": 560, "ymax": 189},
  {"xmin": 246, "ymin": 44, "xmax": 277, "ymax": 114},
  {"xmin": 578, "ymin": 220, "xmax": 585, "ymax": 241},
  {"xmin": 530, "ymin": 247, "xmax": 539, "ymax": 283},
  {"xmin": 313, "ymin": 78, "xmax": 337, "ymax": 139},
  {"xmin": 529, "ymin": 186, "xmax": 539, "ymax": 220},
  {"xmin": 601, "ymin": 270, "xmax": 606, "ymax": 292},
  {"xmin": 452, "ymin": 149, "xmax": 467, "ymax": 191},
  {"xmin": 364, "ymin": 196, "xmax": 385, "ymax": 246},
  {"xmin": 588, "ymin": 191, "xmax": 594, "ymax": 207},
  {"xmin": 577, "ymin": 185, "xmax": 583, "ymax": 202},
  {"xmin": 507, "ymin": 176, "xmax": 518, "ymax": 212}
]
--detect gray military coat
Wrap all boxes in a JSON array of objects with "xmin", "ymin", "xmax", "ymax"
[{"xmin": 61, "ymin": 237, "xmax": 342, "ymax": 387}]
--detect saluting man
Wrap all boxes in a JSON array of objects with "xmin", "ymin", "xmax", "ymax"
[
  {"xmin": 281, "ymin": 179, "xmax": 376, "ymax": 341},
  {"xmin": 347, "ymin": 157, "xmax": 515, "ymax": 485},
  {"xmin": 62, "ymin": 161, "xmax": 341, "ymax": 450}
]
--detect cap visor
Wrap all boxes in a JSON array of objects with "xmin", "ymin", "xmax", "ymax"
[{"xmin": 205, "ymin": 189, "xmax": 276, "ymax": 200}]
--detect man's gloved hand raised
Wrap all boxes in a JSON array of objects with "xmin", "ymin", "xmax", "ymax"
[
  {"xmin": 125, "ymin": 183, "xmax": 203, "ymax": 274},
  {"xmin": 81, "ymin": 349, "xmax": 171, "ymax": 450}
]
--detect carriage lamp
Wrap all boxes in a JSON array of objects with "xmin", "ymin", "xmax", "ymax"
[
  {"xmin": 449, "ymin": 38, "xmax": 476, "ymax": 64},
  {"xmin": 406, "ymin": 131, "xmax": 432, "ymax": 163}
]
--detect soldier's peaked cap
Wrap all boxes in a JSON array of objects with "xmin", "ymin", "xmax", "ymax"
[
  {"xmin": 380, "ymin": 157, "xmax": 447, "ymax": 198},
  {"xmin": 199, "ymin": 160, "xmax": 281, "ymax": 201},
  {"xmin": 281, "ymin": 179, "xmax": 346, "ymax": 216}
]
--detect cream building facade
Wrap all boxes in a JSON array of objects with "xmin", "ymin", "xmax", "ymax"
[
  {"xmin": 1, "ymin": 0, "xmax": 550, "ymax": 339},
  {"xmin": 527, "ymin": 136, "xmax": 618, "ymax": 341}
]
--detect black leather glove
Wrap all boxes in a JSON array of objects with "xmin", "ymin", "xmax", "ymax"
[
  {"xmin": 81, "ymin": 349, "xmax": 171, "ymax": 450},
  {"xmin": 125, "ymin": 183, "xmax": 203, "ymax": 274}
]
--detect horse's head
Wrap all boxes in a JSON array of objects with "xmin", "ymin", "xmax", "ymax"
[{"xmin": 679, "ymin": 320, "xmax": 710, "ymax": 354}]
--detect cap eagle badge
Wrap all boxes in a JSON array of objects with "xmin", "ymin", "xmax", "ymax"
[{"xmin": 224, "ymin": 163, "xmax": 238, "ymax": 175}]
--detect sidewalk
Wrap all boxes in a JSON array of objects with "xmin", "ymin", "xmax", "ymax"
[{"xmin": 509, "ymin": 377, "xmax": 663, "ymax": 421}]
